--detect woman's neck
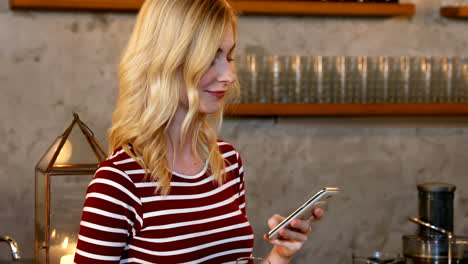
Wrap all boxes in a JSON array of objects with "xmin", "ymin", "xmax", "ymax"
[{"xmin": 167, "ymin": 107, "xmax": 196, "ymax": 162}]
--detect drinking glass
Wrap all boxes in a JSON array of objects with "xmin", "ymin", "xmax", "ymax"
[
  {"xmin": 235, "ymin": 55, "xmax": 250, "ymax": 103},
  {"xmin": 441, "ymin": 57, "xmax": 453, "ymax": 103},
  {"xmin": 357, "ymin": 56, "xmax": 368, "ymax": 103},
  {"xmin": 398, "ymin": 56, "xmax": 410, "ymax": 103},
  {"xmin": 352, "ymin": 250, "xmax": 404, "ymax": 264},
  {"xmin": 333, "ymin": 56, "xmax": 346, "ymax": 103},
  {"xmin": 265, "ymin": 56, "xmax": 288, "ymax": 104},
  {"xmin": 236, "ymin": 256, "xmax": 271, "ymax": 264},
  {"xmin": 237, "ymin": 55, "xmax": 260, "ymax": 103},
  {"xmin": 462, "ymin": 57, "xmax": 468, "ymax": 102},
  {"xmin": 377, "ymin": 56, "xmax": 389, "ymax": 103},
  {"xmin": 288, "ymin": 56, "xmax": 308, "ymax": 103}
]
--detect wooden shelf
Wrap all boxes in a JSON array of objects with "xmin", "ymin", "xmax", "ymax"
[
  {"xmin": 229, "ymin": 1, "xmax": 415, "ymax": 16},
  {"xmin": 9, "ymin": 0, "xmax": 415, "ymax": 17},
  {"xmin": 440, "ymin": 6, "xmax": 468, "ymax": 18},
  {"xmin": 9, "ymin": 0, "xmax": 144, "ymax": 11},
  {"xmin": 225, "ymin": 103, "xmax": 468, "ymax": 116}
]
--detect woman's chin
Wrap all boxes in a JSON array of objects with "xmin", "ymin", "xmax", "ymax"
[{"xmin": 200, "ymin": 102, "xmax": 223, "ymax": 114}]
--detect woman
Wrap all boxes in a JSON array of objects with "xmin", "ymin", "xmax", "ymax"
[{"xmin": 74, "ymin": 0, "xmax": 323, "ymax": 263}]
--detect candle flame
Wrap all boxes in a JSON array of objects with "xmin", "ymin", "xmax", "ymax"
[
  {"xmin": 51, "ymin": 229, "xmax": 56, "ymax": 239},
  {"xmin": 62, "ymin": 237, "xmax": 69, "ymax": 248}
]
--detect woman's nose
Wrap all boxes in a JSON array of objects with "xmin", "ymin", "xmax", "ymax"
[{"xmin": 218, "ymin": 63, "xmax": 236, "ymax": 85}]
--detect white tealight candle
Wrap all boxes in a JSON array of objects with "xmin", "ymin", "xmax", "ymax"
[
  {"xmin": 50, "ymin": 237, "xmax": 76, "ymax": 264},
  {"xmin": 60, "ymin": 254, "xmax": 75, "ymax": 264}
]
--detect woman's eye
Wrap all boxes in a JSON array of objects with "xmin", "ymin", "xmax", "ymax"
[{"xmin": 210, "ymin": 54, "xmax": 234, "ymax": 65}]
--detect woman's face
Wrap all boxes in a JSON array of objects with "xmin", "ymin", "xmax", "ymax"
[{"xmin": 179, "ymin": 25, "xmax": 236, "ymax": 114}]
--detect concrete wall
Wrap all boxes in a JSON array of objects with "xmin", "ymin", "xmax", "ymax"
[{"xmin": 1, "ymin": 0, "xmax": 467, "ymax": 262}]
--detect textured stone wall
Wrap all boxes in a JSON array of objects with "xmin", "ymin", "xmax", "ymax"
[
  {"xmin": 0, "ymin": 0, "xmax": 467, "ymax": 262},
  {"xmin": 221, "ymin": 118, "xmax": 468, "ymax": 262}
]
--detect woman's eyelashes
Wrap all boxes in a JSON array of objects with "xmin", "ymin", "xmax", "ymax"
[
  {"xmin": 222, "ymin": 51, "xmax": 235, "ymax": 62},
  {"xmin": 211, "ymin": 54, "xmax": 235, "ymax": 66},
  {"xmin": 227, "ymin": 50, "xmax": 235, "ymax": 62}
]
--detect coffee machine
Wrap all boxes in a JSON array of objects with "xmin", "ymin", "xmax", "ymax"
[{"xmin": 403, "ymin": 183, "xmax": 468, "ymax": 264}]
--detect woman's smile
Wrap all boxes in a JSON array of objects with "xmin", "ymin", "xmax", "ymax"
[{"xmin": 206, "ymin": 90, "xmax": 226, "ymax": 99}]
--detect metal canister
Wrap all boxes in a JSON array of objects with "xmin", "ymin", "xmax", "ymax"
[
  {"xmin": 403, "ymin": 183, "xmax": 467, "ymax": 264},
  {"xmin": 417, "ymin": 183, "xmax": 456, "ymax": 239}
]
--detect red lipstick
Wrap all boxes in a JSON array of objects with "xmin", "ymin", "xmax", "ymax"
[{"xmin": 208, "ymin": 91, "xmax": 226, "ymax": 99}]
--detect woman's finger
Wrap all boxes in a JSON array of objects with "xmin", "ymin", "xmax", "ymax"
[
  {"xmin": 264, "ymin": 235, "xmax": 303, "ymax": 252},
  {"xmin": 311, "ymin": 207, "xmax": 324, "ymax": 221},
  {"xmin": 278, "ymin": 227, "xmax": 308, "ymax": 242},
  {"xmin": 267, "ymin": 214, "xmax": 285, "ymax": 229},
  {"xmin": 290, "ymin": 219, "xmax": 312, "ymax": 234}
]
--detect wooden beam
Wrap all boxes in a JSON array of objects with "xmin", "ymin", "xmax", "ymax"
[
  {"xmin": 229, "ymin": 1, "xmax": 415, "ymax": 16},
  {"xmin": 440, "ymin": 6, "xmax": 468, "ymax": 18},
  {"xmin": 225, "ymin": 103, "xmax": 468, "ymax": 116},
  {"xmin": 10, "ymin": 0, "xmax": 415, "ymax": 17},
  {"xmin": 9, "ymin": 0, "xmax": 143, "ymax": 11}
]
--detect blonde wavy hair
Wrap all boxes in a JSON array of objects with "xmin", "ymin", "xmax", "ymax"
[{"xmin": 109, "ymin": 0, "xmax": 239, "ymax": 195}]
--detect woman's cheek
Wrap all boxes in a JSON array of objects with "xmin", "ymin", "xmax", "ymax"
[{"xmin": 198, "ymin": 68, "xmax": 218, "ymax": 88}]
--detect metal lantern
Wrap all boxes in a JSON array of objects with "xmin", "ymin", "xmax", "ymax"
[{"xmin": 35, "ymin": 113, "xmax": 106, "ymax": 264}]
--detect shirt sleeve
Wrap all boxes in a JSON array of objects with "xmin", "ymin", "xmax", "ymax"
[
  {"xmin": 235, "ymin": 151, "xmax": 247, "ymax": 215},
  {"xmin": 74, "ymin": 163, "xmax": 142, "ymax": 264}
]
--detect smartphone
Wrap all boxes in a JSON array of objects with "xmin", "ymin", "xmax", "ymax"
[{"xmin": 266, "ymin": 187, "xmax": 340, "ymax": 240}]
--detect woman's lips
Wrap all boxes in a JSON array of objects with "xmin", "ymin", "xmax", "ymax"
[{"xmin": 207, "ymin": 91, "xmax": 226, "ymax": 99}]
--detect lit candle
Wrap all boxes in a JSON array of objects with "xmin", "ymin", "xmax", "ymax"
[
  {"xmin": 60, "ymin": 238, "xmax": 74, "ymax": 264},
  {"xmin": 49, "ymin": 237, "xmax": 76, "ymax": 264},
  {"xmin": 60, "ymin": 254, "xmax": 75, "ymax": 264}
]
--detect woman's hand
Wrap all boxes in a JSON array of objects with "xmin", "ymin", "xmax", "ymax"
[{"xmin": 263, "ymin": 207, "xmax": 324, "ymax": 262}]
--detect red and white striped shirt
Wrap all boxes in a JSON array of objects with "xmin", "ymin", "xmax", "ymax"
[{"xmin": 74, "ymin": 140, "xmax": 254, "ymax": 264}]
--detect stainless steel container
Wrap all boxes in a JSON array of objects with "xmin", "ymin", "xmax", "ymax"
[{"xmin": 403, "ymin": 183, "xmax": 468, "ymax": 264}]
